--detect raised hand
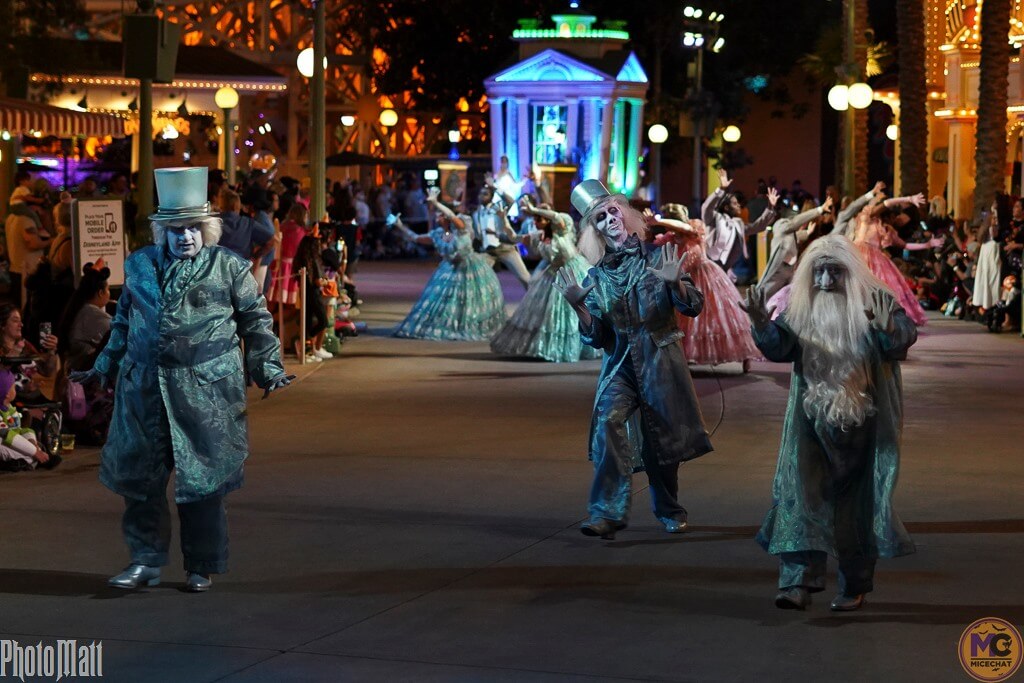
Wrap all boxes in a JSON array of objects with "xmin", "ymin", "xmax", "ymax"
[
  {"xmin": 872, "ymin": 180, "xmax": 886, "ymax": 195},
  {"xmin": 262, "ymin": 373, "xmax": 296, "ymax": 399},
  {"xmin": 864, "ymin": 289, "xmax": 897, "ymax": 334},
  {"xmin": 646, "ymin": 242, "xmax": 687, "ymax": 283},
  {"xmin": 717, "ymin": 168, "xmax": 733, "ymax": 190},
  {"xmin": 739, "ymin": 286, "xmax": 775, "ymax": 330},
  {"xmin": 822, "ymin": 195, "xmax": 834, "ymax": 213},
  {"xmin": 767, "ymin": 187, "xmax": 780, "ymax": 208},
  {"xmin": 427, "ymin": 187, "xmax": 441, "ymax": 201},
  {"xmin": 553, "ymin": 266, "xmax": 595, "ymax": 308},
  {"xmin": 909, "ymin": 192, "xmax": 926, "ymax": 208}
]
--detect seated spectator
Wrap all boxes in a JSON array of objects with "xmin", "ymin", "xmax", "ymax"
[
  {"xmin": 217, "ymin": 189, "xmax": 275, "ymax": 261},
  {"xmin": 58, "ymin": 264, "xmax": 112, "ymax": 372},
  {"xmin": 0, "ymin": 303, "xmax": 60, "ymax": 402},
  {"xmin": 0, "ymin": 369, "xmax": 58, "ymax": 471}
]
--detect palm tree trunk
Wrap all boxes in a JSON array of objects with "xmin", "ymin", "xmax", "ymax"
[
  {"xmin": 973, "ymin": 0, "xmax": 1012, "ymax": 221},
  {"xmin": 854, "ymin": 0, "xmax": 870, "ymax": 193},
  {"xmin": 897, "ymin": 0, "xmax": 928, "ymax": 194}
]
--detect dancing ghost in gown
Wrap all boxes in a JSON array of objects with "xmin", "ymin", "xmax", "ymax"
[
  {"xmin": 490, "ymin": 198, "xmax": 600, "ymax": 362},
  {"xmin": 393, "ymin": 189, "xmax": 507, "ymax": 341}
]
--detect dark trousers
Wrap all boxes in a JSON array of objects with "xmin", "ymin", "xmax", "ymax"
[
  {"xmin": 122, "ymin": 490, "xmax": 229, "ymax": 575},
  {"xmin": 779, "ymin": 551, "xmax": 876, "ymax": 596}
]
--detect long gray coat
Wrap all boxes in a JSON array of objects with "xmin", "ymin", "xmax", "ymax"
[
  {"xmin": 93, "ymin": 245, "xmax": 285, "ymax": 503},
  {"xmin": 580, "ymin": 239, "xmax": 713, "ymax": 472}
]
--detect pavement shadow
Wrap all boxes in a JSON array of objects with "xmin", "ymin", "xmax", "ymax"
[
  {"xmin": 0, "ymin": 568, "xmax": 147, "ymax": 600},
  {"xmin": 805, "ymin": 602, "xmax": 1024, "ymax": 627}
]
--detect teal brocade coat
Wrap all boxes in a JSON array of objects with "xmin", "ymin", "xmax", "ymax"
[
  {"xmin": 751, "ymin": 302, "xmax": 917, "ymax": 559},
  {"xmin": 93, "ymin": 245, "xmax": 285, "ymax": 503},
  {"xmin": 580, "ymin": 240, "xmax": 713, "ymax": 473}
]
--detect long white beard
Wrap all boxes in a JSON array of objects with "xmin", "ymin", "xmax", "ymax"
[{"xmin": 800, "ymin": 291, "xmax": 875, "ymax": 430}]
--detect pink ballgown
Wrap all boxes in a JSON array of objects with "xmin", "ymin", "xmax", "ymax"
[{"xmin": 854, "ymin": 217, "xmax": 928, "ymax": 326}]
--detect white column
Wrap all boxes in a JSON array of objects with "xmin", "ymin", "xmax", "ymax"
[
  {"xmin": 565, "ymin": 97, "xmax": 578, "ymax": 165},
  {"xmin": 489, "ymin": 97, "xmax": 505, "ymax": 174},
  {"xmin": 625, "ymin": 99, "xmax": 644, "ymax": 197},
  {"xmin": 517, "ymin": 98, "xmax": 531, "ymax": 177},
  {"xmin": 598, "ymin": 98, "xmax": 614, "ymax": 184},
  {"xmin": 586, "ymin": 98, "xmax": 601, "ymax": 179}
]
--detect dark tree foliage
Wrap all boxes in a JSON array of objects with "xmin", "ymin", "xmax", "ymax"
[
  {"xmin": 0, "ymin": 0, "xmax": 88, "ymax": 95},
  {"xmin": 335, "ymin": 0, "xmax": 550, "ymax": 111}
]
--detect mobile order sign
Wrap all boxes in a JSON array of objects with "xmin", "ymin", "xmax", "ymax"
[{"xmin": 72, "ymin": 199, "xmax": 127, "ymax": 287}]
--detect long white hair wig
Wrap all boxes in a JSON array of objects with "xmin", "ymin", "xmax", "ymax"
[
  {"xmin": 151, "ymin": 216, "xmax": 223, "ymax": 249},
  {"xmin": 786, "ymin": 234, "xmax": 892, "ymax": 429},
  {"xmin": 576, "ymin": 195, "xmax": 650, "ymax": 266}
]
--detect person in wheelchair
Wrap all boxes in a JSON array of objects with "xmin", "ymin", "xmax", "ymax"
[
  {"xmin": 0, "ymin": 369, "xmax": 59, "ymax": 470},
  {"xmin": 0, "ymin": 302, "xmax": 63, "ymax": 458}
]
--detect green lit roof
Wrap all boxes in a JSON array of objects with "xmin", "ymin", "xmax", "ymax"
[{"xmin": 513, "ymin": 14, "xmax": 629, "ymax": 41}]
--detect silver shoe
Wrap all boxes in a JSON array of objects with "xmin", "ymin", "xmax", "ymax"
[
  {"xmin": 108, "ymin": 564, "xmax": 161, "ymax": 589},
  {"xmin": 774, "ymin": 587, "xmax": 811, "ymax": 610},
  {"xmin": 185, "ymin": 572, "xmax": 212, "ymax": 593},
  {"xmin": 662, "ymin": 519, "xmax": 689, "ymax": 534},
  {"xmin": 829, "ymin": 593, "xmax": 865, "ymax": 611}
]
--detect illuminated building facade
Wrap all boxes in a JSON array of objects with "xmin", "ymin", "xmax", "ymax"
[{"xmin": 484, "ymin": 12, "xmax": 649, "ymax": 197}]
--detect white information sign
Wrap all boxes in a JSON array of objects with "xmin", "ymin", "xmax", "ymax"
[{"xmin": 72, "ymin": 199, "xmax": 127, "ymax": 287}]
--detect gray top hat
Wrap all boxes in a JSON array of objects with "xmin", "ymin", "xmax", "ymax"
[
  {"xmin": 570, "ymin": 179, "xmax": 613, "ymax": 216},
  {"xmin": 149, "ymin": 167, "xmax": 216, "ymax": 221}
]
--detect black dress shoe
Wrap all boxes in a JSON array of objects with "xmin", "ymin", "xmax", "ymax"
[
  {"xmin": 829, "ymin": 593, "xmax": 865, "ymax": 611},
  {"xmin": 108, "ymin": 564, "xmax": 161, "ymax": 589},
  {"xmin": 774, "ymin": 587, "xmax": 811, "ymax": 610},
  {"xmin": 580, "ymin": 518, "xmax": 626, "ymax": 539}
]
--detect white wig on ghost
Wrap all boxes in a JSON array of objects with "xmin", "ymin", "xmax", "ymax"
[
  {"xmin": 577, "ymin": 195, "xmax": 650, "ymax": 266},
  {"xmin": 151, "ymin": 216, "xmax": 223, "ymax": 249},
  {"xmin": 785, "ymin": 234, "xmax": 893, "ymax": 430}
]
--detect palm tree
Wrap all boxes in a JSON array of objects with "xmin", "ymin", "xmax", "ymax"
[
  {"xmin": 897, "ymin": 0, "xmax": 928, "ymax": 195},
  {"xmin": 973, "ymin": 0, "xmax": 1012, "ymax": 221},
  {"xmin": 853, "ymin": 0, "xmax": 870, "ymax": 194}
]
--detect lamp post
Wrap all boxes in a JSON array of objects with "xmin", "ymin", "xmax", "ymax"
[
  {"xmin": 647, "ymin": 124, "xmax": 668, "ymax": 208},
  {"xmin": 448, "ymin": 129, "xmax": 461, "ymax": 160},
  {"xmin": 827, "ymin": 78, "xmax": 873, "ymax": 198},
  {"xmin": 310, "ymin": 0, "xmax": 327, "ymax": 223},
  {"xmin": 682, "ymin": 5, "xmax": 724, "ymax": 207},
  {"xmin": 214, "ymin": 86, "xmax": 239, "ymax": 186}
]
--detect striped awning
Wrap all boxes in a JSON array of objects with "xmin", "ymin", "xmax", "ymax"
[{"xmin": 0, "ymin": 97, "xmax": 125, "ymax": 138}]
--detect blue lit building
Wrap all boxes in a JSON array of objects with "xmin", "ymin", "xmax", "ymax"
[{"xmin": 484, "ymin": 12, "xmax": 649, "ymax": 198}]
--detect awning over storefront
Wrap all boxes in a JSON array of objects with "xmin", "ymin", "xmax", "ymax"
[{"xmin": 0, "ymin": 97, "xmax": 125, "ymax": 138}]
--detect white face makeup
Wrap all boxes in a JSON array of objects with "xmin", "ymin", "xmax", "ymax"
[
  {"xmin": 167, "ymin": 224, "xmax": 204, "ymax": 259},
  {"xmin": 591, "ymin": 200, "xmax": 629, "ymax": 249}
]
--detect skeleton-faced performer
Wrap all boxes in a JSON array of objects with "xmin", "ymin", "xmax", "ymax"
[
  {"xmin": 553, "ymin": 180, "xmax": 712, "ymax": 539},
  {"xmin": 71, "ymin": 167, "xmax": 292, "ymax": 593},
  {"xmin": 741, "ymin": 234, "xmax": 916, "ymax": 611}
]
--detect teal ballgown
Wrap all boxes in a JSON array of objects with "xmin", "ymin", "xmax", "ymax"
[
  {"xmin": 394, "ymin": 228, "xmax": 507, "ymax": 341},
  {"xmin": 490, "ymin": 232, "xmax": 601, "ymax": 362}
]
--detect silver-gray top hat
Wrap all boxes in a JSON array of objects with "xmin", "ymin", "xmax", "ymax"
[
  {"xmin": 570, "ymin": 179, "xmax": 612, "ymax": 216},
  {"xmin": 149, "ymin": 167, "xmax": 216, "ymax": 221}
]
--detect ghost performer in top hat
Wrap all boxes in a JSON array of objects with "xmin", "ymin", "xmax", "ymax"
[
  {"xmin": 552, "ymin": 180, "xmax": 713, "ymax": 539},
  {"xmin": 70, "ymin": 167, "xmax": 293, "ymax": 593}
]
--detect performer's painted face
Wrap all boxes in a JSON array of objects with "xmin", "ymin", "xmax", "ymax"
[
  {"xmin": 592, "ymin": 200, "xmax": 629, "ymax": 249},
  {"xmin": 812, "ymin": 257, "xmax": 845, "ymax": 292},
  {"xmin": 167, "ymin": 224, "xmax": 204, "ymax": 259}
]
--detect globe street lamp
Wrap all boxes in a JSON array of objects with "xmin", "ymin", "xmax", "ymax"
[
  {"xmin": 214, "ymin": 86, "xmax": 239, "ymax": 185},
  {"xmin": 647, "ymin": 124, "xmax": 668, "ymax": 208},
  {"xmin": 722, "ymin": 125, "xmax": 741, "ymax": 143},
  {"xmin": 681, "ymin": 5, "xmax": 724, "ymax": 208}
]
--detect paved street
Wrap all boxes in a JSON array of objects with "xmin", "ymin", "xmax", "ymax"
[{"xmin": 2, "ymin": 260, "xmax": 1022, "ymax": 683}]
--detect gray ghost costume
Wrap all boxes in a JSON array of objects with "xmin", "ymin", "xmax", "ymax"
[{"xmin": 579, "ymin": 236, "xmax": 713, "ymax": 524}]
